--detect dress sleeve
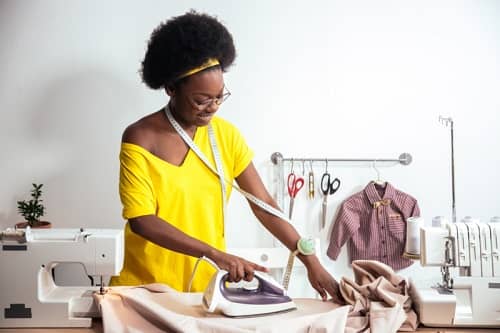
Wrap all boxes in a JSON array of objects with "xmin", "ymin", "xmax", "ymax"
[
  {"xmin": 224, "ymin": 121, "xmax": 254, "ymax": 178},
  {"xmin": 326, "ymin": 201, "xmax": 361, "ymax": 260},
  {"xmin": 119, "ymin": 144, "xmax": 156, "ymax": 220},
  {"xmin": 401, "ymin": 194, "xmax": 420, "ymax": 219},
  {"xmin": 410, "ymin": 200, "xmax": 420, "ymax": 217}
]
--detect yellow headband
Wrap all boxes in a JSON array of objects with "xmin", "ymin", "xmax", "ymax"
[{"xmin": 177, "ymin": 58, "xmax": 220, "ymax": 80}]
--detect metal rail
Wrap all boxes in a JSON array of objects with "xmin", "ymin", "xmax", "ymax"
[{"xmin": 270, "ymin": 152, "xmax": 413, "ymax": 165}]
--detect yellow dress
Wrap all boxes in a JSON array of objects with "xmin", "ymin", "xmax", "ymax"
[{"xmin": 110, "ymin": 116, "xmax": 254, "ymax": 292}]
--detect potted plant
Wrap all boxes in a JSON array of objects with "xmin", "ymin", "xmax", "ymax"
[{"xmin": 16, "ymin": 183, "xmax": 52, "ymax": 229}]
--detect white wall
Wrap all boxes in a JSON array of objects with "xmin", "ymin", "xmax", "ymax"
[{"xmin": 1, "ymin": 0, "xmax": 499, "ymax": 296}]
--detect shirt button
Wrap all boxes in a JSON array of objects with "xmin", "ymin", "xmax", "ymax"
[
  {"xmin": 383, "ymin": 255, "xmax": 387, "ymax": 258},
  {"xmin": 382, "ymin": 241, "xmax": 385, "ymax": 244},
  {"xmin": 381, "ymin": 226, "xmax": 384, "ymax": 229}
]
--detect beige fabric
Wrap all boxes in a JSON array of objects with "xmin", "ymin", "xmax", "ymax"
[
  {"xmin": 95, "ymin": 283, "xmax": 350, "ymax": 333},
  {"xmin": 339, "ymin": 260, "xmax": 419, "ymax": 332},
  {"xmin": 95, "ymin": 260, "xmax": 418, "ymax": 333}
]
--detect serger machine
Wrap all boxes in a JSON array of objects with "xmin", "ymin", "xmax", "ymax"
[
  {"xmin": 411, "ymin": 218, "xmax": 500, "ymax": 327},
  {"xmin": 0, "ymin": 227, "xmax": 124, "ymax": 328}
]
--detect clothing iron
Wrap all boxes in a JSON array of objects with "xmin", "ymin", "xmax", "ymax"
[{"xmin": 202, "ymin": 270, "xmax": 297, "ymax": 317}]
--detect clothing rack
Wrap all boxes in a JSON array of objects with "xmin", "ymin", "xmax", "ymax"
[
  {"xmin": 270, "ymin": 152, "xmax": 413, "ymax": 166},
  {"xmin": 270, "ymin": 152, "xmax": 413, "ymax": 210}
]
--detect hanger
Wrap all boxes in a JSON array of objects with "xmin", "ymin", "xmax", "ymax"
[{"xmin": 372, "ymin": 160, "xmax": 386, "ymax": 186}]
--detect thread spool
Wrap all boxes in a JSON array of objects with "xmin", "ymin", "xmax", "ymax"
[
  {"xmin": 462, "ymin": 216, "xmax": 480, "ymax": 224},
  {"xmin": 405, "ymin": 216, "xmax": 424, "ymax": 256},
  {"xmin": 0, "ymin": 228, "xmax": 26, "ymax": 242},
  {"xmin": 432, "ymin": 216, "xmax": 449, "ymax": 228}
]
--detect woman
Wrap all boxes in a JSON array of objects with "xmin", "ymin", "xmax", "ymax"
[{"xmin": 110, "ymin": 10, "xmax": 341, "ymax": 302}]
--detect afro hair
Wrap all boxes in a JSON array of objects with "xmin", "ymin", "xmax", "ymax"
[{"xmin": 141, "ymin": 10, "xmax": 236, "ymax": 89}]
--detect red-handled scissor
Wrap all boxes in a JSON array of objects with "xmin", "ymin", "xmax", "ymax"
[{"xmin": 287, "ymin": 172, "xmax": 304, "ymax": 219}]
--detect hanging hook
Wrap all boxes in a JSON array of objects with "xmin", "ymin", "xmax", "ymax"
[
  {"xmin": 309, "ymin": 160, "xmax": 313, "ymax": 172},
  {"xmin": 290, "ymin": 158, "xmax": 295, "ymax": 174},
  {"xmin": 325, "ymin": 158, "xmax": 328, "ymax": 173},
  {"xmin": 301, "ymin": 160, "xmax": 305, "ymax": 175},
  {"xmin": 439, "ymin": 115, "xmax": 453, "ymax": 127}
]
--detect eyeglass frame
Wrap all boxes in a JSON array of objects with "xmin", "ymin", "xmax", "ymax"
[{"xmin": 185, "ymin": 86, "xmax": 231, "ymax": 111}]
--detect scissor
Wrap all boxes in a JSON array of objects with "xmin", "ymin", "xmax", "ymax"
[
  {"xmin": 321, "ymin": 172, "xmax": 341, "ymax": 229},
  {"xmin": 287, "ymin": 172, "xmax": 304, "ymax": 219}
]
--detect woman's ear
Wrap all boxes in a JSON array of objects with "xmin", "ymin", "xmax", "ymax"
[{"xmin": 165, "ymin": 85, "xmax": 175, "ymax": 97}]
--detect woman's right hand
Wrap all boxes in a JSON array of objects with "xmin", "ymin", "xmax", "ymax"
[{"xmin": 209, "ymin": 250, "xmax": 269, "ymax": 282}]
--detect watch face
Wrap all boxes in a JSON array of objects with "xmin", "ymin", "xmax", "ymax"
[{"xmin": 298, "ymin": 238, "xmax": 315, "ymax": 255}]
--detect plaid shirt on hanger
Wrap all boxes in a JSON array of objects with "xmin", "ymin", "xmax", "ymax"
[{"xmin": 327, "ymin": 182, "xmax": 420, "ymax": 270}]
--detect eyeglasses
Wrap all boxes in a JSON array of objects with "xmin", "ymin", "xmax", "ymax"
[{"xmin": 186, "ymin": 86, "xmax": 231, "ymax": 111}]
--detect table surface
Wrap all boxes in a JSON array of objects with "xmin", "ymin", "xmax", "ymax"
[{"xmin": 1, "ymin": 320, "xmax": 499, "ymax": 333}]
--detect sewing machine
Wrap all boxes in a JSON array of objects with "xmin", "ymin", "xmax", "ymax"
[
  {"xmin": 411, "ymin": 218, "xmax": 500, "ymax": 327},
  {"xmin": 0, "ymin": 227, "xmax": 124, "ymax": 328}
]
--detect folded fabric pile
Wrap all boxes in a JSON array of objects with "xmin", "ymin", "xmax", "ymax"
[{"xmin": 339, "ymin": 260, "xmax": 418, "ymax": 332}]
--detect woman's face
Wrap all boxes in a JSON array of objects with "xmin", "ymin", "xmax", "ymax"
[{"xmin": 168, "ymin": 67, "xmax": 225, "ymax": 129}]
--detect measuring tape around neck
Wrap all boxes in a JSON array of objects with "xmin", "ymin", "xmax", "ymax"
[
  {"xmin": 165, "ymin": 105, "xmax": 313, "ymax": 290},
  {"xmin": 164, "ymin": 105, "xmax": 292, "ymax": 225}
]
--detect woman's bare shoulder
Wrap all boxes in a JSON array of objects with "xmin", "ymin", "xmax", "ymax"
[{"xmin": 122, "ymin": 111, "xmax": 165, "ymax": 150}]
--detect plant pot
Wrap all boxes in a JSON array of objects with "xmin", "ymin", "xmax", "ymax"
[{"xmin": 15, "ymin": 221, "xmax": 52, "ymax": 229}]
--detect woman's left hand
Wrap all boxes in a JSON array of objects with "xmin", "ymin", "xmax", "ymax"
[{"xmin": 305, "ymin": 260, "xmax": 343, "ymax": 304}]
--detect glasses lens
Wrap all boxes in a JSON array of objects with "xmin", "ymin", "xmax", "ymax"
[
  {"xmin": 190, "ymin": 87, "xmax": 230, "ymax": 110},
  {"xmin": 213, "ymin": 91, "xmax": 231, "ymax": 106}
]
